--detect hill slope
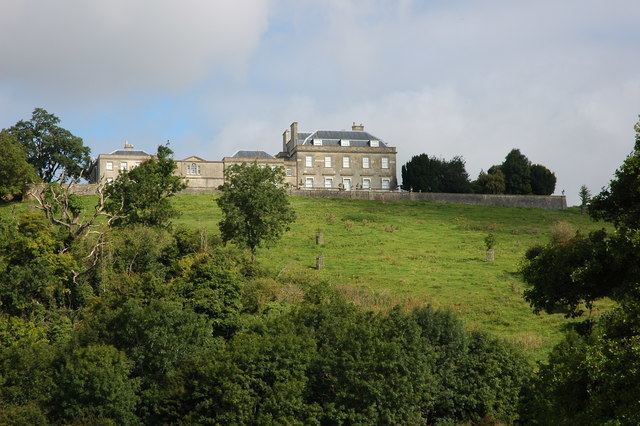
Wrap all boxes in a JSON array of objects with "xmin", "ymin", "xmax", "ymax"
[
  {"xmin": 171, "ymin": 195, "xmax": 605, "ymax": 362},
  {"xmin": 0, "ymin": 195, "xmax": 604, "ymax": 361}
]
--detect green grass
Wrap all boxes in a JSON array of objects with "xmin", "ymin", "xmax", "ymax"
[
  {"xmin": 1, "ymin": 195, "xmax": 607, "ymax": 362},
  {"xmin": 172, "ymin": 195, "xmax": 606, "ymax": 362}
]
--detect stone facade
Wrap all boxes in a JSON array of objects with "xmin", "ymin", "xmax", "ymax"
[
  {"xmin": 278, "ymin": 122, "xmax": 398, "ymax": 191},
  {"xmin": 89, "ymin": 121, "xmax": 398, "ymax": 191},
  {"xmin": 176, "ymin": 156, "xmax": 224, "ymax": 189},
  {"xmin": 87, "ymin": 143, "xmax": 152, "ymax": 183}
]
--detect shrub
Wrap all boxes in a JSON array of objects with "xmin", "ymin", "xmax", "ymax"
[{"xmin": 549, "ymin": 221, "xmax": 575, "ymax": 246}]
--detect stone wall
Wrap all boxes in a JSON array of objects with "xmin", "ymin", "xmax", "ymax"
[
  {"xmin": 49, "ymin": 184, "xmax": 566, "ymax": 210},
  {"xmin": 289, "ymin": 189, "xmax": 567, "ymax": 210}
]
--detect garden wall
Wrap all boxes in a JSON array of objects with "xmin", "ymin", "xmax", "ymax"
[
  {"xmin": 289, "ymin": 189, "xmax": 567, "ymax": 210},
  {"xmin": 47, "ymin": 184, "xmax": 566, "ymax": 210}
]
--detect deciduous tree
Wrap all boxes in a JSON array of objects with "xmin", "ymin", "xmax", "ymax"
[
  {"xmin": 217, "ymin": 163, "xmax": 296, "ymax": 257},
  {"xmin": 519, "ymin": 117, "xmax": 640, "ymax": 423},
  {"xmin": 105, "ymin": 145, "xmax": 186, "ymax": 227},
  {"xmin": 7, "ymin": 108, "xmax": 91, "ymax": 182},
  {"xmin": 0, "ymin": 130, "xmax": 37, "ymax": 200},
  {"xmin": 473, "ymin": 168, "xmax": 506, "ymax": 194}
]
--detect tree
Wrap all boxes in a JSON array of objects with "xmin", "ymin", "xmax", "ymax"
[
  {"xmin": 473, "ymin": 168, "xmax": 505, "ymax": 194},
  {"xmin": 217, "ymin": 163, "xmax": 296, "ymax": 257},
  {"xmin": 578, "ymin": 185, "xmax": 591, "ymax": 214},
  {"xmin": 0, "ymin": 130, "xmax": 37, "ymax": 200},
  {"xmin": 401, "ymin": 154, "xmax": 471, "ymax": 193},
  {"xmin": 53, "ymin": 344, "xmax": 139, "ymax": 424},
  {"xmin": 501, "ymin": 149, "xmax": 532, "ymax": 194},
  {"xmin": 589, "ymin": 118, "xmax": 640, "ymax": 230},
  {"xmin": 7, "ymin": 108, "xmax": 91, "ymax": 182},
  {"xmin": 519, "ymin": 117, "xmax": 640, "ymax": 423},
  {"xmin": 530, "ymin": 164, "xmax": 556, "ymax": 195},
  {"xmin": 105, "ymin": 145, "xmax": 186, "ymax": 227},
  {"xmin": 522, "ymin": 301, "xmax": 640, "ymax": 425}
]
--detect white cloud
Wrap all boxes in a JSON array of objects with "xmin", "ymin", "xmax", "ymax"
[
  {"xmin": 1, "ymin": 0, "xmax": 638, "ymax": 206},
  {"xmin": 203, "ymin": 0, "xmax": 640, "ymax": 205},
  {"xmin": 0, "ymin": 0, "xmax": 269, "ymax": 98}
]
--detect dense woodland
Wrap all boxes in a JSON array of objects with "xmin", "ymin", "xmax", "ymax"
[{"xmin": 1, "ymin": 110, "xmax": 639, "ymax": 424}]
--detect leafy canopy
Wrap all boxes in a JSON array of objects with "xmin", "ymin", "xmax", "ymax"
[
  {"xmin": 217, "ymin": 163, "xmax": 296, "ymax": 255},
  {"xmin": 401, "ymin": 154, "xmax": 471, "ymax": 193},
  {"xmin": 105, "ymin": 145, "xmax": 186, "ymax": 227},
  {"xmin": 519, "ymin": 116, "xmax": 640, "ymax": 424},
  {"xmin": 7, "ymin": 108, "xmax": 91, "ymax": 182},
  {"xmin": 530, "ymin": 164, "xmax": 557, "ymax": 195},
  {"xmin": 502, "ymin": 149, "xmax": 532, "ymax": 194},
  {"xmin": 589, "ymin": 119, "xmax": 640, "ymax": 230},
  {"xmin": 0, "ymin": 130, "xmax": 37, "ymax": 200},
  {"xmin": 473, "ymin": 168, "xmax": 505, "ymax": 194}
]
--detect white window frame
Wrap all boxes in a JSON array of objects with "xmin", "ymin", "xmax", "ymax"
[
  {"xmin": 342, "ymin": 156, "xmax": 350, "ymax": 168},
  {"xmin": 313, "ymin": 139, "xmax": 322, "ymax": 146},
  {"xmin": 382, "ymin": 178, "xmax": 390, "ymax": 190},
  {"xmin": 342, "ymin": 177, "xmax": 352, "ymax": 191},
  {"xmin": 340, "ymin": 139, "xmax": 350, "ymax": 147},
  {"xmin": 324, "ymin": 156, "xmax": 332, "ymax": 167},
  {"xmin": 106, "ymin": 161, "xmax": 113, "ymax": 171},
  {"xmin": 324, "ymin": 177, "xmax": 333, "ymax": 189},
  {"xmin": 120, "ymin": 162, "xmax": 128, "ymax": 171},
  {"xmin": 370, "ymin": 140, "xmax": 380, "ymax": 147},
  {"xmin": 381, "ymin": 157, "xmax": 389, "ymax": 169},
  {"xmin": 362, "ymin": 157, "xmax": 370, "ymax": 169},
  {"xmin": 286, "ymin": 168, "xmax": 293, "ymax": 177},
  {"xmin": 362, "ymin": 178, "xmax": 371, "ymax": 189},
  {"xmin": 305, "ymin": 156, "xmax": 313, "ymax": 168},
  {"xmin": 305, "ymin": 177, "xmax": 314, "ymax": 188}
]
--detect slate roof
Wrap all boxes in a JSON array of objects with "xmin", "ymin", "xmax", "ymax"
[
  {"xmin": 300, "ymin": 130, "xmax": 387, "ymax": 147},
  {"xmin": 108, "ymin": 149, "xmax": 151, "ymax": 156},
  {"xmin": 232, "ymin": 150, "xmax": 274, "ymax": 159}
]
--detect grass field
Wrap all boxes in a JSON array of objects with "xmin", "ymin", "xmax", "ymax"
[{"xmin": 1, "ymin": 195, "xmax": 607, "ymax": 362}]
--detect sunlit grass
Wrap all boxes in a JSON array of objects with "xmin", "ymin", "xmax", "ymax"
[{"xmin": 1, "ymin": 194, "xmax": 608, "ymax": 362}]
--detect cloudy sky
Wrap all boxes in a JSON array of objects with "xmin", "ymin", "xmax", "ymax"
[{"xmin": 1, "ymin": 0, "xmax": 638, "ymax": 204}]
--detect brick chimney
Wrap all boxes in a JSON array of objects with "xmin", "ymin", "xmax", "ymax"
[
  {"xmin": 290, "ymin": 121, "xmax": 299, "ymax": 144},
  {"xmin": 352, "ymin": 122, "xmax": 364, "ymax": 131}
]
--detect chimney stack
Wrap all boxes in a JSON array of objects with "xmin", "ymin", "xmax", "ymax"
[
  {"xmin": 352, "ymin": 122, "xmax": 364, "ymax": 131},
  {"xmin": 282, "ymin": 129, "xmax": 291, "ymax": 153},
  {"xmin": 124, "ymin": 140, "xmax": 134, "ymax": 150},
  {"xmin": 290, "ymin": 121, "xmax": 299, "ymax": 144}
]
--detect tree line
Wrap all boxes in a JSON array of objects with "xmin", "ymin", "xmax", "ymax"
[{"xmin": 401, "ymin": 149, "xmax": 557, "ymax": 195}]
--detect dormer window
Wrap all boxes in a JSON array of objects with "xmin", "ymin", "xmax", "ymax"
[
  {"xmin": 340, "ymin": 139, "xmax": 350, "ymax": 147},
  {"xmin": 370, "ymin": 140, "xmax": 380, "ymax": 147},
  {"xmin": 313, "ymin": 139, "xmax": 322, "ymax": 146}
]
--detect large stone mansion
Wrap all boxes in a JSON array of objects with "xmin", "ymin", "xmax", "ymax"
[{"xmin": 88, "ymin": 122, "xmax": 398, "ymax": 191}]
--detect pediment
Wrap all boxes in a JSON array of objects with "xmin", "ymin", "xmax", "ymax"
[{"xmin": 181, "ymin": 155, "xmax": 207, "ymax": 162}]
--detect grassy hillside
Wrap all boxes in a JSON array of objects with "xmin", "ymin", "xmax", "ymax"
[
  {"xmin": 172, "ymin": 195, "xmax": 607, "ymax": 362},
  {"xmin": 1, "ymin": 195, "xmax": 605, "ymax": 361}
]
